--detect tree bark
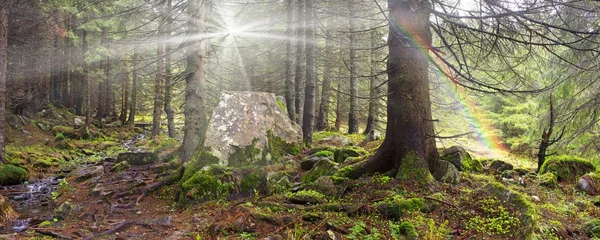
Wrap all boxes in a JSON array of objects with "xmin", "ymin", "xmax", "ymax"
[
  {"xmin": 119, "ymin": 54, "xmax": 128, "ymax": 124},
  {"xmin": 127, "ymin": 51, "xmax": 138, "ymax": 125},
  {"xmin": 347, "ymin": 0, "xmax": 358, "ymax": 134},
  {"xmin": 96, "ymin": 29, "xmax": 108, "ymax": 119},
  {"xmin": 179, "ymin": 0, "xmax": 210, "ymax": 164},
  {"xmin": 293, "ymin": 0, "xmax": 304, "ymax": 125},
  {"xmin": 152, "ymin": 31, "xmax": 165, "ymax": 136},
  {"xmin": 316, "ymin": 16, "xmax": 334, "ymax": 131},
  {"xmin": 83, "ymin": 28, "xmax": 91, "ymax": 127},
  {"xmin": 164, "ymin": 0, "xmax": 176, "ymax": 138},
  {"xmin": 364, "ymin": 30, "xmax": 380, "ymax": 135},
  {"xmin": 346, "ymin": 0, "xmax": 437, "ymax": 179},
  {"xmin": 0, "ymin": 5, "xmax": 7, "ymax": 163},
  {"xmin": 334, "ymin": 66, "xmax": 343, "ymax": 131},
  {"xmin": 302, "ymin": 0, "xmax": 315, "ymax": 147},
  {"xmin": 284, "ymin": 0, "xmax": 296, "ymax": 121}
]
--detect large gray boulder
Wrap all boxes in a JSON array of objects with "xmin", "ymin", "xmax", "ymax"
[{"xmin": 204, "ymin": 92, "xmax": 302, "ymax": 166}]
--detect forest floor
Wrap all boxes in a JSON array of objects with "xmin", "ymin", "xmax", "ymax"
[{"xmin": 0, "ymin": 107, "xmax": 599, "ymax": 240}]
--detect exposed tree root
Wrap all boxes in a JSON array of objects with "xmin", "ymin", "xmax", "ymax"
[{"xmin": 33, "ymin": 229, "xmax": 76, "ymax": 240}]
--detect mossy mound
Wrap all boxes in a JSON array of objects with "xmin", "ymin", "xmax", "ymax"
[
  {"xmin": 538, "ymin": 172, "xmax": 557, "ymax": 188},
  {"xmin": 287, "ymin": 189, "xmax": 326, "ymax": 205},
  {"xmin": 0, "ymin": 164, "xmax": 28, "ymax": 185},
  {"xmin": 372, "ymin": 195, "xmax": 426, "ymax": 220},
  {"xmin": 301, "ymin": 159, "xmax": 338, "ymax": 183},
  {"xmin": 539, "ymin": 155, "xmax": 595, "ymax": 183},
  {"xmin": 182, "ymin": 149, "xmax": 220, "ymax": 182},
  {"xmin": 182, "ymin": 165, "xmax": 234, "ymax": 201},
  {"xmin": 474, "ymin": 182, "xmax": 536, "ymax": 239},
  {"xmin": 236, "ymin": 167, "xmax": 267, "ymax": 195},
  {"xmin": 334, "ymin": 147, "xmax": 367, "ymax": 164}
]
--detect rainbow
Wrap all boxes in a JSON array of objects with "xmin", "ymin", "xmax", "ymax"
[{"xmin": 389, "ymin": 9, "xmax": 509, "ymax": 156}]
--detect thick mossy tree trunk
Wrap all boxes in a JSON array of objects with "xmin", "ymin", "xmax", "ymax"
[
  {"xmin": 284, "ymin": 0, "xmax": 295, "ymax": 121},
  {"xmin": 302, "ymin": 0, "xmax": 315, "ymax": 147},
  {"xmin": 0, "ymin": 5, "xmax": 7, "ymax": 163},
  {"xmin": 179, "ymin": 0, "xmax": 209, "ymax": 164},
  {"xmin": 346, "ymin": 0, "xmax": 438, "ymax": 179},
  {"xmin": 347, "ymin": 0, "xmax": 358, "ymax": 134},
  {"xmin": 127, "ymin": 51, "xmax": 138, "ymax": 125},
  {"xmin": 293, "ymin": 0, "xmax": 304, "ymax": 124}
]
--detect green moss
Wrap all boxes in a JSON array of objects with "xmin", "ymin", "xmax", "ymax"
[
  {"xmin": 373, "ymin": 195, "xmax": 426, "ymax": 220},
  {"xmin": 182, "ymin": 170, "xmax": 233, "ymax": 201},
  {"xmin": 240, "ymin": 167, "xmax": 266, "ymax": 193},
  {"xmin": 266, "ymin": 171, "xmax": 292, "ymax": 195},
  {"xmin": 287, "ymin": 189, "xmax": 326, "ymax": 204},
  {"xmin": 334, "ymin": 147, "xmax": 367, "ymax": 163},
  {"xmin": 182, "ymin": 149, "xmax": 220, "ymax": 182},
  {"xmin": 276, "ymin": 97, "xmax": 287, "ymax": 113},
  {"xmin": 228, "ymin": 138, "xmax": 263, "ymax": 166},
  {"xmin": 267, "ymin": 130, "xmax": 301, "ymax": 161},
  {"xmin": 0, "ymin": 164, "xmax": 27, "ymax": 185},
  {"xmin": 54, "ymin": 133, "xmax": 66, "ymax": 142},
  {"xmin": 301, "ymin": 159, "xmax": 338, "ymax": 183},
  {"xmin": 311, "ymin": 150, "xmax": 334, "ymax": 158},
  {"xmin": 462, "ymin": 154, "xmax": 483, "ymax": 172},
  {"xmin": 399, "ymin": 222, "xmax": 419, "ymax": 239},
  {"xmin": 396, "ymin": 152, "xmax": 433, "ymax": 184},
  {"xmin": 539, "ymin": 155, "xmax": 595, "ymax": 183},
  {"xmin": 583, "ymin": 219, "xmax": 600, "ymax": 238},
  {"xmin": 51, "ymin": 126, "xmax": 77, "ymax": 138},
  {"xmin": 33, "ymin": 158, "xmax": 55, "ymax": 168},
  {"xmin": 480, "ymin": 182, "xmax": 537, "ymax": 238},
  {"xmin": 331, "ymin": 176, "xmax": 347, "ymax": 184},
  {"xmin": 334, "ymin": 164, "xmax": 358, "ymax": 178},
  {"xmin": 308, "ymin": 146, "xmax": 338, "ymax": 155},
  {"xmin": 111, "ymin": 161, "xmax": 131, "ymax": 172},
  {"xmin": 538, "ymin": 172, "xmax": 557, "ymax": 188}
]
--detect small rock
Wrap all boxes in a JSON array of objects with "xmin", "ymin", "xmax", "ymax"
[
  {"xmin": 488, "ymin": 160, "xmax": 514, "ymax": 174},
  {"xmin": 54, "ymin": 201, "xmax": 81, "ymax": 220},
  {"xmin": 301, "ymin": 159, "xmax": 338, "ymax": 183},
  {"xmin": 117, "ymin": 152, "xmax": 159, "ymax": 166},
  {"xmin": 74, "ymin": 117, "xmax": 84, "ymax": 127},
  {"xmin": 263, "ymin": 235, "xmax": 284, "ymax": 240},
  {"xmin": 577, "ymin": 172, "xmax": 600, "ymax": 196},
  {"xmin": 531, "ymin": 195, "xmax": 541, "ymax": 202},
  {"xmin": 313, "ymin": 176, "xmax": 347, "ymax": 197},
  {"xmin": 433, "ymin": 160, "xmax": 460, "ymax": 184},
  {"xmin": 365, "ymin": 129, "xmax": 381, "ymax": 142},
  {"xmin": 166, "ymin": 230, "xmax": 190, "ymax": 240},
  {"xmin": 136, "ymin": 211, "xmax": 142, "ymax": 215},
  {"xmin": 71, "ymin": 165, "xmax": 104, "ymax": 182}
]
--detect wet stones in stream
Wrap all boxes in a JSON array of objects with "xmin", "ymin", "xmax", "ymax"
[{"xmin": 1, "ymin": 176, "xmax": 63, "ymax": 232}]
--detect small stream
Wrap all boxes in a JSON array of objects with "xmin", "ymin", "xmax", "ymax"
[{"xmin": 1, "ymin": 176, "xmax": 62, "ymax": 232}]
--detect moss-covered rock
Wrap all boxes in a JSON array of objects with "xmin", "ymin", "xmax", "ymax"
[
  {"xmin": 477, "ymin": 182, "xmax": 536, "ymax": 239},
  {"xmin": 442, "ymin": 146, "xmax": 482, "ymax": 172},
  {"xmin": 577, "ymin": 171, "xmax": 600, "ymax": 196},
  {"xmin": 117, "ymin": 152, "xmax": 159, "ymax": 166},
  {"xmin": 182, "ymin": 149, "xmax": 221, "ymax": 182},
  {"xmin": 538, "ymin": 172, "xmax": 557, "ymax": 188},
  {"xmin": 51, "ymin": 125, "xmax": 77, "ymax": 139},
  {"xmin": 287, "ymin": 189, "xmax": 326, "ymax": 204},
  {"xmin": 372, "ymin": 195, "xmax": 426, "ymax": 220},
  {"xmin": 111, "ymin": 161, "xmax": 131, "ymax": 172},
  {"xmin": 433, "ymin": 160, "xmax": 460, "ymax": 184},
  {"xmin": 0, "ymin": 164, "xmax": 27, "ymax": 185},
  {"xmin": 182, "ymin": 166, "xmax": 233, "ymax": 201},
  {"xmin": 236, "ymin": 167, "xmax": 267, "ymax": 194},
  {"xmin": 539, "ymin": 155, "xmax": 595, "ymax": 183},
  {"xmin": 266, "ymin": 171, "xmax": 292, "ymax": 195},
  {"xmin": 267, "ymin": 130, "xmax": 301, "ymax": 160},
  {"xmin": 488, "ymin": 160, "xmax": 514, "ymax": 174},
  {"xmin": 312, "ymin": 176, "xmax": 348, "ymax": 197},
  {"xmin": 333, "ymin": 147, "xmax": 367, "ymax": 164},
  {"xmin": 301, "ymin": 159, "xmax": 338, "ymax": 183},
  {"xmin": 53, "ymin": 201, "xmax": 81, "ymax": 220}
]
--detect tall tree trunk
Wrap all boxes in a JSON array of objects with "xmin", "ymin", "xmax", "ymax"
[
  {"xmin": 293, "ymin": 0, "xmax": 304, "ymax": 124},
  {"xmin": 119, "ymin": 54, "xmax": 128, "ymax": 124},
  {"xmin": 284, "ymin": 0, "xmax": 295, "ymax": 121},
  {"xmin": 127, "ymin": 51, "xmax": 138, "ymax": 125},
  {"xmin": 364, "ymin": 30, "xmax": 380, "ymax": 134},
  {"xmin": 152, "ymin": 33, "xmax": 165, "ymax": 136},
  {"xmin": 164, "ymin": 0, "xmax": 176, "ymax": 138},
  {"xmin": 346, "ymin": 0, "xmax": 437, "ymax": 179},
  {"xmin": 83, "ymin": 28, "xmax": 92, "ymax": 127},
  {"xmin": 96, "ymin": 30, "xmax": 108, "ymax": 119},
  {"xmin": 179, "ymin": 0, "xmax": 210, "ymax": 164},
  {"xmin": 334, "ymin": 66, "xmax": 343, "ymax": 131},
  {"xmin": 0, "ymin": 5, "xmax": 7, "ymax": 163},
  {"xmin": 302, "ymin": 0, "xmax": 315, "ymax": 147},
  {"xmin": 316, "ymin": 17, "xmax": 334, "ymax": 131},
  {"xmin": 347, "ymin": 0, "xmax": 358, "ymax": 134}
]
